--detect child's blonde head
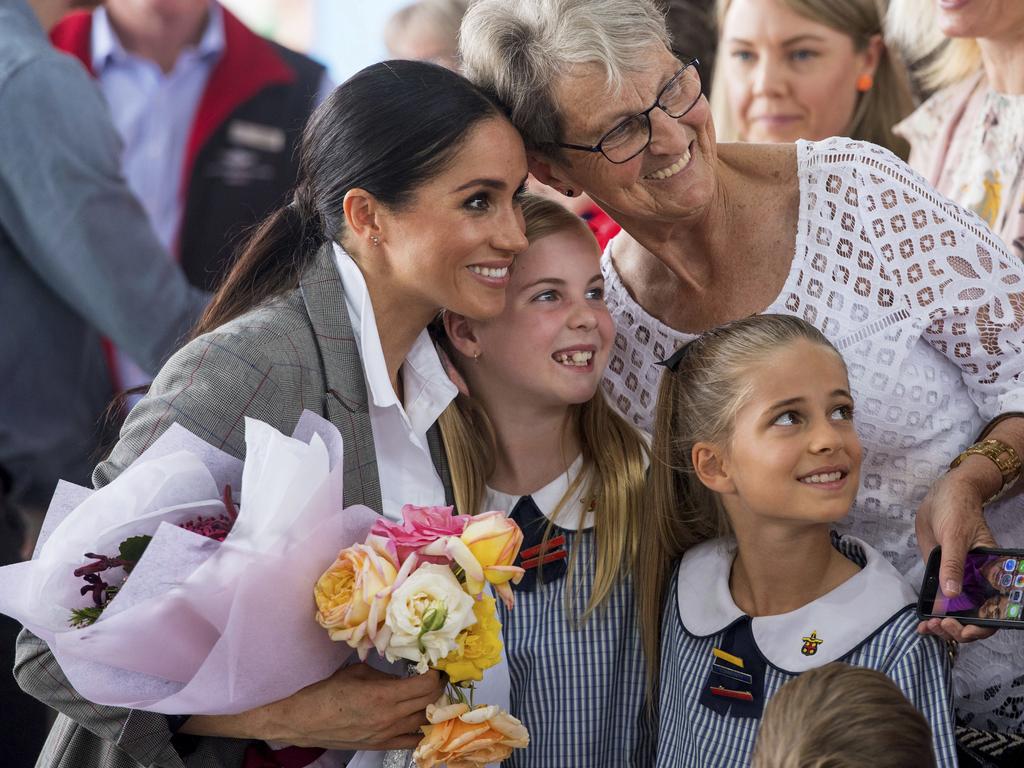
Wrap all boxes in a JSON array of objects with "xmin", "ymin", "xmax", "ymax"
[
  {"xmin": 638, "ymin": 314, "xmax": 844, "ymax": 694},
  {"xmin": 752, "ymin": 662, "xmax": 936, "ymax": 768},
  {"xmin": 437, "ymin": 192, "xmax": 647, "ymax": 622}
]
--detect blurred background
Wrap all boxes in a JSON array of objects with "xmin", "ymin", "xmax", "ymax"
[{"xmin": 224, "ymin": 0, "xmax": 408, "ymax": 82}]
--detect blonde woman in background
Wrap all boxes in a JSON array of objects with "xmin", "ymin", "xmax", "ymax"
[
  {"xmin": 889, "ymin": 0, "xmax": 1024, "ymax": 261},
  {"xmin": 712, "ymin": 0, "xmax": 914, "ymax": 157}
]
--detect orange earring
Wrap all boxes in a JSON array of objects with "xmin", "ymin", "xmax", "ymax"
[{"xmin": 856, "ymin": 73, "xmax": 874, "ymax": 92}]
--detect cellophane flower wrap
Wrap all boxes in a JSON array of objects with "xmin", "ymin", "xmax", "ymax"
[
  {"xmin": 0, "ymin": 411, "xmax": 380, "ymax": 717},
  {"xmin": 315, "ymin": 504, "xmax": 530, "ymax": 766}
]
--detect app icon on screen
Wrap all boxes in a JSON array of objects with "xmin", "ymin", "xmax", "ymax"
[
  {"xmin": 1005, "ymin": 559, "xmax": 1018, "ymax": 572},
  {"xmin": 1012, "ymin": 590, "xmax": 1023, "ymax": 604},
  {"xmin": 1016, "ymin": 575, "xmax": 1024, "ymax": 588},
  {"xmin": 1008, "ymin": 604, "xmax": 1022, "ymax": 620},
  {"xmin": 1019, "ymin": 560, "xmax": 1024, "ymax": 573},
  {"xmin": 1001, "ymin": 573, "xmax": 1014, "ymax": 588}
]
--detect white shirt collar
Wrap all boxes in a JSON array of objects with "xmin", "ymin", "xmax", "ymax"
[
  {"xmin": 92, "ymin": 2, "xmax": 224, "ymax": 74},
  {"xmin": 331, "ymin": 242, "xmax": 457, "ymax": 435},
  {"xmin": 677, "ymin": 535, "xmax": 917, "ymax": 672},
  {"xmin": 484, "ymin": 454, "xmax": 594, "ymax": 530}
]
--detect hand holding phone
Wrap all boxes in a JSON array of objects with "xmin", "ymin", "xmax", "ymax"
[{"xmin": 918, "ymin": 547, "xmax": 1024, "ymax": 629}]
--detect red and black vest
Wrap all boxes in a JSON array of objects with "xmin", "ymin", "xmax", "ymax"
[{"xmin": 52, "ymin": 7, "xmax": 326, "ymax": 291}]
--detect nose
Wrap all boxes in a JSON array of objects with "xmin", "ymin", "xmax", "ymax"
[
  {"xmin": 648, "ymin": 106, "xmax": 690, "ymax": 156},
  {"xmin": 808, "ymin": 417, "xmax": 845, "ymax": 455},
  {"xmin": 568, "ymin": 299, "xmax": 600, "ymax": 331},
  {"xmin": 492, "ymin": 202, "xmax": 529, "ymax": 256},
  {"xmin": 751, "ymin": 53, "xmax": 784, "ymax": 97}
]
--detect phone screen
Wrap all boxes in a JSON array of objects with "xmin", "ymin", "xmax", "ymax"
[{"xmin": 927, "ymin": 553, "xmax": 1024, "ymax": 622}]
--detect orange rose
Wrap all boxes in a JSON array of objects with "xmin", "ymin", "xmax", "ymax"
[
  {"xmin": 414, "ymin": 701, "xmax": 530, "ymax": 768},
  {"xmin": 314, "ymin": 542, "xmax": 398, "ymax": 658}
]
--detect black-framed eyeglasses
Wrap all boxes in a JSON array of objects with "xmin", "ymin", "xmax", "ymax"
[{"xmin": 558, "ymin": 58, "xmax": 702, "ymax": 164}]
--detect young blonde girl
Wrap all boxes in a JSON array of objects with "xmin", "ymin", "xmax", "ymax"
[
  {"xmin": 639, "ymin": 314, "xmax": 957, "ymax": 766},
  {"xmin": 437, "ymin": 193, "xmax": 653, "ymax": 766}
]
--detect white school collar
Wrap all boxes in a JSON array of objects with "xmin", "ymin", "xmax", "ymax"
[
  {"xmin": 484, "ymin": 454, "xmax": 594, "ymax": 530},
  {"xmin": 677, "ymin": 535, "xmax": 917, "ymax": 672}
]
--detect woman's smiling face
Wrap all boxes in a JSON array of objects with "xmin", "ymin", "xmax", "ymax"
[
  {"xmin": 539, "ymin": 45, "xmax": 719, "ymax": 227},
  {"xmin": 373, "ymin": 117, "xmax": 530, "ymax": 322}
]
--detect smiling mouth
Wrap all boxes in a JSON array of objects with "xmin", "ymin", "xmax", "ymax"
[
  {"xmin": 468, "ymin": 265, "xmax": 509, "ymax": 279},
  {"xmin": 644, "ymin": 144, "xmax": 692, "ymax": 180},
  {"xmin": 798, "ymin": 470, "xmax": 847, "ymax": 485},
  {"xmin": 552, "ymin": 350, "xmax": 594, "ymax": 367}
]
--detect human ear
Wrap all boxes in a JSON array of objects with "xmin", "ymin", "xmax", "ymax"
[
  {"xmin": 528, "ymin": 155, "xmax": 576, "ymax": 197},
  {"xmin": 692, "ymin": 442, "xmax": 736, "ymax": 495},
  {"xmin": 342, "ymin": 188, "xmax": 383, "ymax": 247},
  {"xmin": 861, "ymin": 33, "xmax": 884, "ymax": 78},
  {"xmin": 443, "ymin": 311, "xmax": 482, "ymax": 361}
]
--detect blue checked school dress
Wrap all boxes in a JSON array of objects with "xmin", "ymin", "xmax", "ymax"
[
  {"xmin": 656, "ymin": 534, "xmax": 958, "ymax": 767},
  {"xmin": 484, "ymin": 456, "xmax": 655, "ymax": 768}
]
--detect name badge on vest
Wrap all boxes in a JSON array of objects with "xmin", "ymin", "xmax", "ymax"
[{"xmin": 228, "ymin": 120, "xmax": 287, "ymax": 153}]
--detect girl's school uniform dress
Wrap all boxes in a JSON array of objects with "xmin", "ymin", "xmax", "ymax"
[
  {"xmin": 485, "ymin": 456, "xmax": 655, "ymax": 768},
  {"xmin": 656, "ymin": 534, "xmax": 958, "ymax": 767}
]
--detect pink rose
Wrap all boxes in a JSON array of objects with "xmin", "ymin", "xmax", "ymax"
[{"xmin": 368, "ymin": 504, "xmax": 470, "ymax": 564}]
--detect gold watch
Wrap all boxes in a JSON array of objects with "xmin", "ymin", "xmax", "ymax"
[{"xmin": 949, "ymin": 438, "xmax": 1022, "ymax": 504}]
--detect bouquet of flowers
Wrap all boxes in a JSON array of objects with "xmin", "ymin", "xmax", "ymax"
[
  {"xmin": 0, "ymin": 411, "xmax": 379, "ymax": 716},
  {"xmin": 315, "ymin": 505, "xmax": 531, "ymax": 767}
]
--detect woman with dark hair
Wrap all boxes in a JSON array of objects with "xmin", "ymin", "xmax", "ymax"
[{"xmin": 14, "ymin": 59, "xmax": 529, "ymax": 768}]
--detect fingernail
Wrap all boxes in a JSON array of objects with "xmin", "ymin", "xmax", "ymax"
[{"xmin": 944, "ymin": 580, "xmax": 960, "ymax": 596}]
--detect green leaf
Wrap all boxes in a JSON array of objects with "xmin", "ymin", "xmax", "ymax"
[
  {"xmin": 69, "ymin": 606, "xmax": 103, "ymax": 628},
  {"xmin": 118, "ymin": 535, "xmax": 152, "ymax": 572}
]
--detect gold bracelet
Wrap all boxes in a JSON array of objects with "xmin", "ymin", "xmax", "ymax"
[{"xmin": 949, "ymin": 438, "xmax": 1022, "ymax": 504}]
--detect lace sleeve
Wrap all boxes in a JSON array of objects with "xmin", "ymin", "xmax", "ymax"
[{"xmin": 847, "ymin": 142, "xmax": 1024, "ymax": 421}]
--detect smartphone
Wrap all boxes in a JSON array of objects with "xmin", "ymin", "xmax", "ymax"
[{"xmin": 918, "ymin": 546, "xmax": 1024, "ymax": 629}]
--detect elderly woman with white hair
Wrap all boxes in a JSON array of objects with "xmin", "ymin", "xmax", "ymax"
[{"xmin": 461, "ymin": 0, "xmax": 1024, "ymax": 742}]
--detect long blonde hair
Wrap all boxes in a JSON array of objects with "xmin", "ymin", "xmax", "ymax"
[
  {"xmin": 436, "ymin": 194, "xmax": 649, "ymax": 621},
  {"xmin": 638, "ymin": 314, "xmax": 844, "ymax": 693},
  {"xmin": 710, "ymin": 0, "xmax": 914, "ymax": 158},
  {"xmin": 885, "ymin": 0, "xmax": 981, "ymax": 92}
]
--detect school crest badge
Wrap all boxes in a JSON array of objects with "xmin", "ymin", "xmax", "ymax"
[{"xmin": 800, "ymin": 631, "xmax": 823, "ymax": 656}]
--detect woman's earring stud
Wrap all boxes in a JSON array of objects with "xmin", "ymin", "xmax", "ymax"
[{"xmin": 370, "ymin": 235, "xmax": 381, "ymax": 246}]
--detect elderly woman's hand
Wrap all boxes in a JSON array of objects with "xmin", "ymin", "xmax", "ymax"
[{"xmin": 915, "ymin": 464, "xmax": 1000, "ymax": 643}]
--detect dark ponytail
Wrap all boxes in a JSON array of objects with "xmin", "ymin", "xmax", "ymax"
[{"xmin": 191, "ymin": 60, "xmax": 506, "ymax": 338}]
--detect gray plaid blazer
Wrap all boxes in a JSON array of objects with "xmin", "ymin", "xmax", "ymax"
[{"xmin": 14, "ymin": 243, "xmax": 453, "ymax": 768}]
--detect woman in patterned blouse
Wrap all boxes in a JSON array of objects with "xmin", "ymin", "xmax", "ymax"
[
  {"xmin": 889, "ymin": 0, "xmax": 1024, "ymax": 263},
  {"xmin": 460, "ymin": 0, "xmax": 1024, "ymax": 737}
]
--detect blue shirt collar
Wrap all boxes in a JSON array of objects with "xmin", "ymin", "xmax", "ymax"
[{"xmin": 91, "ymin": 2, "xmax": 225, "ymax": 74}]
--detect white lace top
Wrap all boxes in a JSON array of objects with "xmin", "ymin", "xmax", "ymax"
[{"xmin": 601, "ymin": 137, "xmax": 1024, "ymax": 731}]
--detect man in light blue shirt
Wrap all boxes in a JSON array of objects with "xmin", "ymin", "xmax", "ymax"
[{"xmin": 53, "ymin": 0, "xmax": 331, "ymax": 395}]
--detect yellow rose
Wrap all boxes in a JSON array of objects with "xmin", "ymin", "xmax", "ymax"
[
  {"xmin": 447, "ymin": 512, "xmax": 524, "ymax": 607},
  {"xmin": 435, "ymin": 595, "xmax": 503, "ymax": 683},
  {"xmin": 414, "ymin": 701, "xmax": 529, "ymax": 768},
  {"xmin": 314, "ymin": 542, "xmax": 398, "ymax": 659}
]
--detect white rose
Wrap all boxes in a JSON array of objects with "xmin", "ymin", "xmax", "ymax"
[{"xmin": 384, "ymin": 563, "xmax": 476, "ymax": 672}]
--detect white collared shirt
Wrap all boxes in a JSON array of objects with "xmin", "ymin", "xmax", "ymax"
[
  {"xmin": 677, "ymin": 535, "xmax": 918, "ymax": 671},
  {"xmin": 484, "ymin": 454, "xmax": 593, "ymax": 529},
  {"xmin": 332, "ymin": 243, "xmax": 458, "ymax": 521}
]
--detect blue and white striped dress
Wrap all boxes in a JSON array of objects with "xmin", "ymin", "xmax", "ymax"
[
  {"xmin": 656, "ymin": 535, "xmax": 958, "ymax": 767},
  {"xmin": 485, "ymin": 458, "xmax": 654, "ymax": 768}
]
